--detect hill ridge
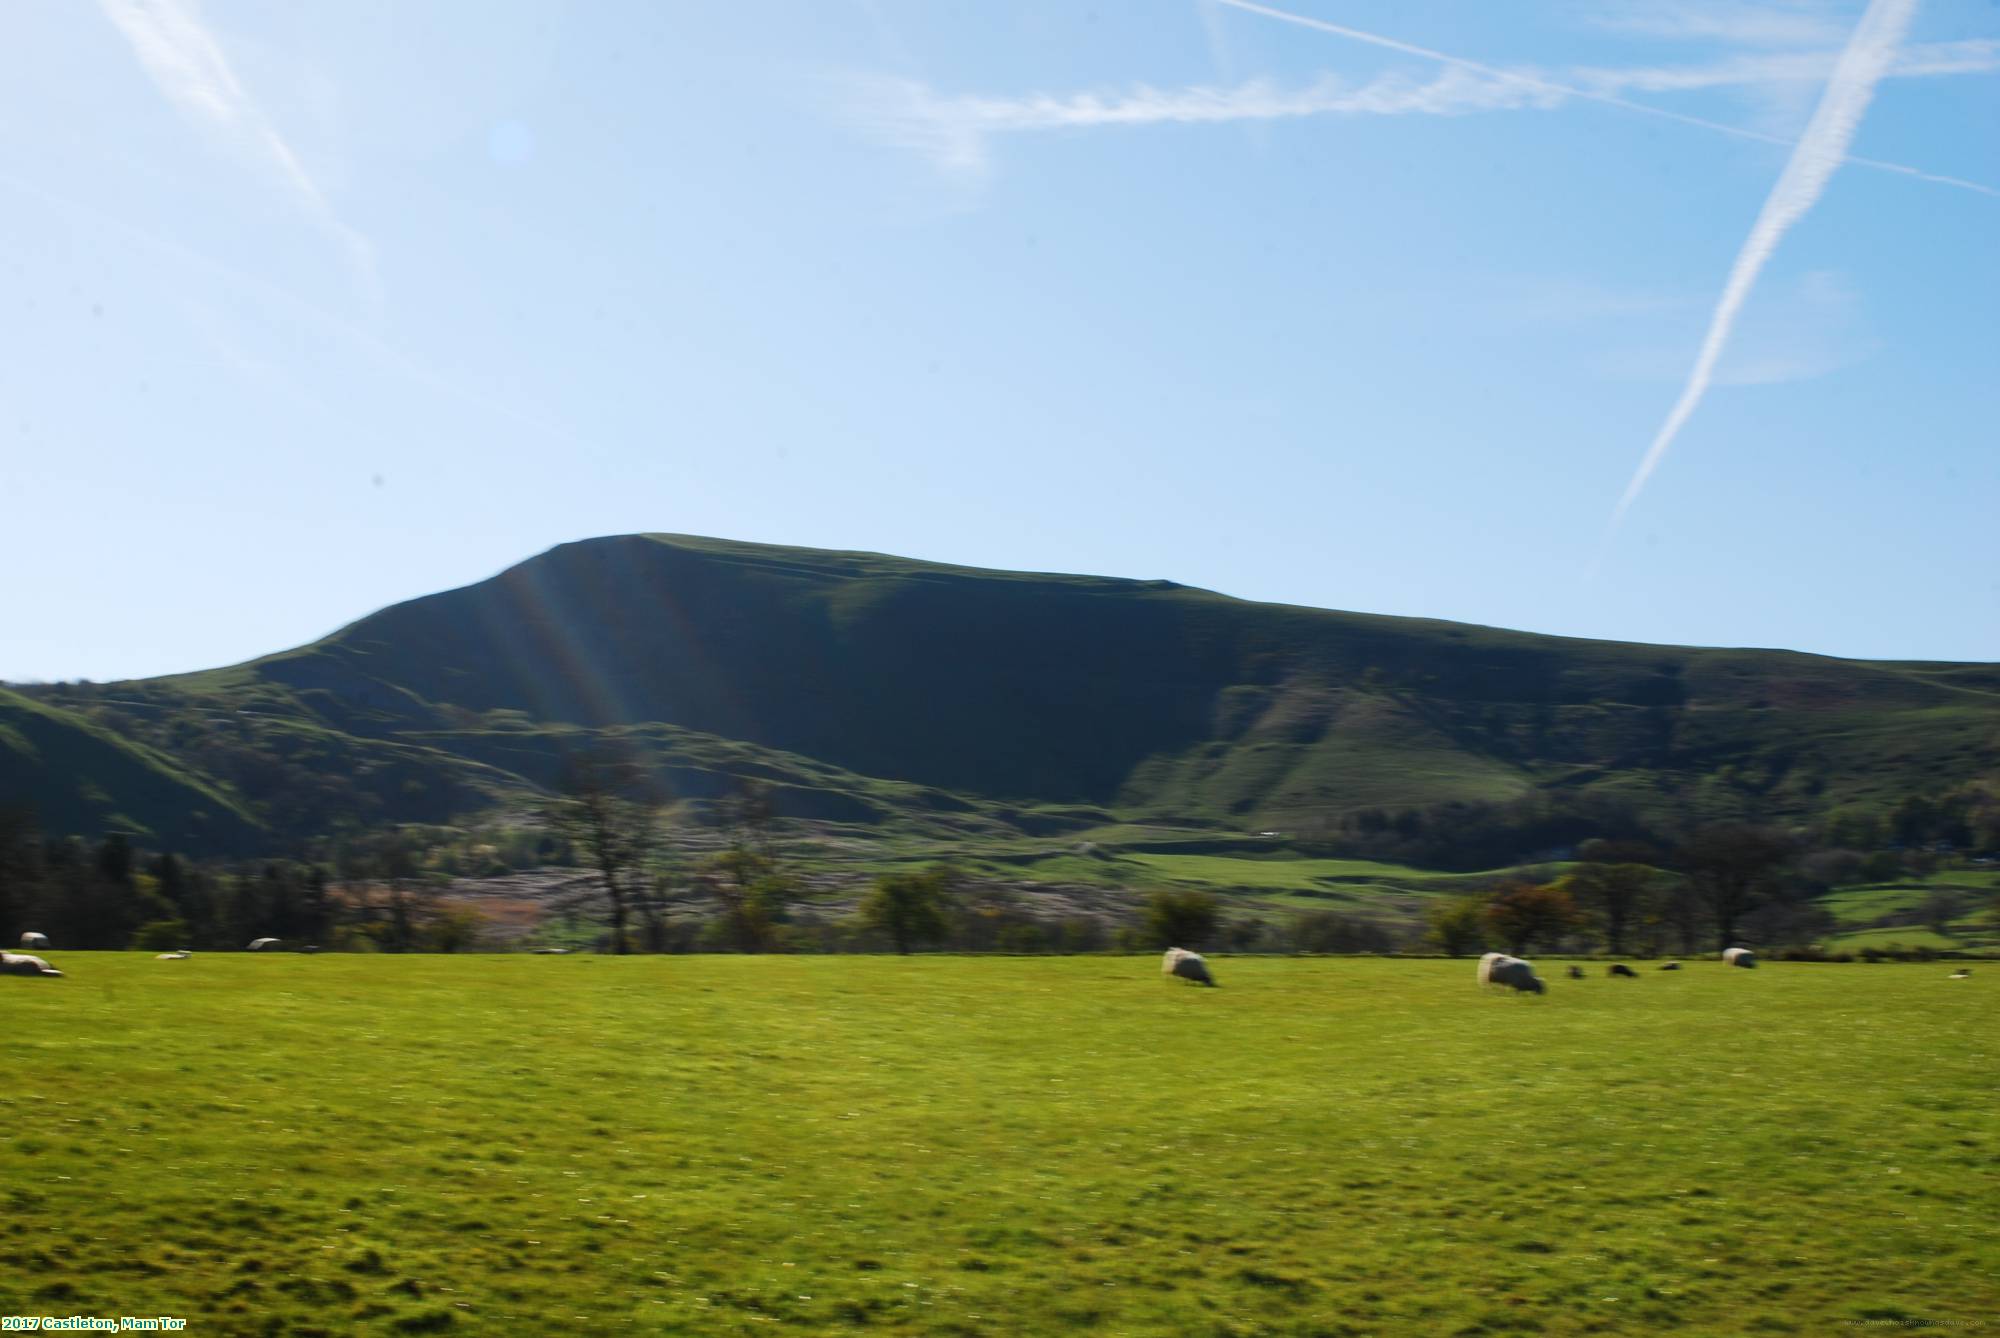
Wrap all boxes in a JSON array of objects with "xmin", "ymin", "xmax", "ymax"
[{"xmin": 8, "ymin": 532, "xmax": 1997, "ymax": 852}]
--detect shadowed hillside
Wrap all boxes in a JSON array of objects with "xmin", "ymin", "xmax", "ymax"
[
  {"xmin": 0, "ymin": 688, "xmax": 258, "ymax": 849},
  {"xmin": 11, "ymin": 533, "xmax": 2000, "ymax": 851}
]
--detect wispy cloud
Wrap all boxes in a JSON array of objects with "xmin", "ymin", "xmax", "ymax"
[
  {"xmin": 1607, "ymin": 0, "xmax": 1917, "ymax": 534},
  {"xmin": 1587, "ymin": 1, "xmax": 1850, "ymax": 48},
  {"xmin": 855, "ymin": 3, "xmax": 1995, "ymax": 198},
  {"xmin": 1590, "ymin": 269, "xmax": 1877, "ymax": 386},
  {"xmin": 852, "ymin": 64, "xmax": 1566, "ymax": 180},
  {"xmin": 1573, "ymin": 38, "xmax": 2000, "ymax": 95},
  {"xmin": 1207, "ymin": 0, "xmax": 1992, "ymax": 195},
  {"xmin": 97, "ymin": 0, "xmax": 378, "ymax": 302}
]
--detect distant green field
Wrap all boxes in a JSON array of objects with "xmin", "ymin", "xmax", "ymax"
[
  {"xmin": 1122, "ymin": 852, "xmax": 1442, "ymax": 890},
  {"xmin": 4, "ymin": 956, "xmax": 1994, "ymax": 1335},
  {"xmin": 1821, "ymin": 925, "xmax": 1965, "ymax": 952},
  {"xmin": 1820, "ymin": 876, "xmax": 2000, "ymax": 951}
]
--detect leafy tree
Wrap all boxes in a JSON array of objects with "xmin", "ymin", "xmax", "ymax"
[
  {"xmin": 695, "ymin": 778, "xmax": 798, "ymax": 953},
  {"xmin": 1821, "ymin": 808, "xmax": 1883, "ymax": 852},
  {"xmin": 1921, "ymin": 889, "xmax": 1965, "ymax": 940},
  {"xmin": 1143, "ymin": 889, "xmax": 1218, "ymax": 951},
  {"xmin": 1482, "ymin": 881, "xmax": 1582, "ymax": 956},
  {"xmin": 701, "ymin": 846, "xmax": 798, "ymax": 953},
  {"xmin": 545, "ymin": 752, "xmax": 661, "ymax": 954},
  {"xmin": 1859, "ymin": 849, "xmax": 1904, "ymax": 884},
  {"xmin": 860, "ymin": 864, "xmax": 958, "ymax": 954},
  {"xmin": 1424, "ymin": 897, "xmax": 1487, "ymax": 957},
  {"xmin": 1679, "ymin": 823, "xmax": 1793, "ymax": 952},
  {"xmin": 0, "ymin": 805, "xmax": 45, "ymax": 945},
  {"xmin": 426, "ymin": 905, "xmax": 487, "ymax": 953}
]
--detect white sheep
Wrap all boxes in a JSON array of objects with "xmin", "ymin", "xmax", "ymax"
[
  {"xmin": 1162, "ymin": 947, "xmax": 1216, "ymax": 986},
  {"xmin": 155, "ymin": 951, "xmax": 190, "ymax": 960},
  {"xmin": 1, "ymin": 952, "xmax": 63, "ymax": 978},
  {"xmin": 1477, "ymin": 952, "xmax": 1545, "ymax": 994},
  {"xmin": 247, "ymin": 937, "xmax": 281, "ymax": 951},
  {"xmin": 19, "ymin": 932, "xmax": 49, "ymax": 949},
  {"xmin": 1723, "ymin": 947, "xmax": 1757, "ymax": 969}
]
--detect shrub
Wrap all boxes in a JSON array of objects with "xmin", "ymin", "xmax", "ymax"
[
  {"xmin": 1143, "ymin": 889, "xmax": 1218, "ymax": 951},
  {"xmin": 132, "ymin": 918, "xmax": 191, "ymax": 952}
]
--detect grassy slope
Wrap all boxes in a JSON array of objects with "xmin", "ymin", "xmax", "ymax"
[
  {"xmin": 13, "ymin": 532, "xmax": 2000, "ymax": 853},
  {"xmin": 0, "ymin": 686, "xmax": 258, "ymax": 848},
  {"xmin": 2, "ymin": 956, "xmax": 1993, "ymax": 1336}
]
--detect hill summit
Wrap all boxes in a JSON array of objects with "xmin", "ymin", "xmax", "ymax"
[{"xmin": 9, "ymin": 533, "xmax": 1999, "ymax": 852}]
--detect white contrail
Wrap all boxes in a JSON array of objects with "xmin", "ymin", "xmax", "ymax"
[
  {"xmin": 1607, "ymin": 0, "xmax": 1918, "ymax": 533},
  {"xmin": 97, "ymin": 0, "xmax": 380, "ymax": 302},
  {"xmin": 1210, "ymin": 0, "xmax": 1989, "ymax": 197}
]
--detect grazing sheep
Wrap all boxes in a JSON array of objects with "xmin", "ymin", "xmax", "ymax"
[
  {"xmin": 19, "ymin": 932, "xmax": 49, "ymax": 949},
  {"xmin": 1608, "ymin": 963, "xmax": 1638, "ymax": 978},
  {"xmin": 533, "ymin": 947, "xmax": 571, "ymax": 955},
  {"xmin": 300, "ymin": 945, "xmax": 321, "ymax": 955},
  {"xmin": 247, "ymin": 937, "xmax": 281, "ymax": 951},
  {"xmin": 1, "ymin": 952, "xmax": 63, "ymax": 978},
  {"xmin": 1659, "ymin": 962, "xmax": 1682, "ymax": 971},
  {"xmin": 1566, "ymin": 965, "xmax": 1585, "ymax": 980},
  {"xmin": 1723, "ymin": 947, "xmax": 1758, "ymax": 969},
  {"xmin": 1478, "ymin": 952, "xmax": 1545, "ymax": 995},
  {"xmin": 1162, "ymin": 947, "xmax": 1216, "ymax": 986},
  {"xmin": 154, "ymin": 951, "xmax": 190, "ymax": 960},
  {"xmin": 1948, "ymin": 969, "xmax": 1970, "ymax": 980}
]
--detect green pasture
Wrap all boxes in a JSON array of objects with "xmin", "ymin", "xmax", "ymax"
[
  {"xmin": 1121, "ymin": 852, "xmax": 1442, "ymax": 890},
  {"xmin": 3, "ymin": 956, "xmax": 1994, "ymax": 1336}
]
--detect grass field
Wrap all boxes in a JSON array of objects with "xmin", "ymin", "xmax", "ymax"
[{"xmin": 4, "ymin": 956, "xmax": 1995, "ymax": 1336}]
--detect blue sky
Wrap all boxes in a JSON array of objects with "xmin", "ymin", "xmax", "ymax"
[{"xmin": 2, "ymin": 0, "xmax": 1994, "ymax": 682}]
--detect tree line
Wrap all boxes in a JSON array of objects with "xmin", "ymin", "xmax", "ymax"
[{"xmin": 4, "ymin": 766, "xmax": 1995, "ymax": 955}]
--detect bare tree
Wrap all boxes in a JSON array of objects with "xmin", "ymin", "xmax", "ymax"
[
  {"xmin": 336, "ymin": 829, "xmax": 436, "ymax": 952},
  {"xmin": 1679, "ymin": 823, "xmax": 1793, "ymax": 952},
  {"xmin": 546, "ymin": 751, "xmax": 661, "ymax": 954},
  {"xmin": 1566, "ymin": 862, "xmax": 1656, "ymax": 956}
]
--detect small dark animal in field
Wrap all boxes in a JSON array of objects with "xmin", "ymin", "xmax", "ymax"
[
  {"xmin": 1163, "ymin": 947, "xmax": 1216, "ymax": 986},
  {"xmin": 1, "ymin": 952, "xmax": 63, "ymax": 978},
  {"xmin": 1659, "ymin": 962, "xmax": 1682, "ymax": 971},
  {"xmin": 300, "ymin": 945, "xmax": 321, "ymax": 954},
  {"xmin": 1566, "ymin": 965, "xmax": 1585, "ymax": 980},
  {"xmin": 1608, "ymin": 964, "xmax": 1637, "ymax": 978}
]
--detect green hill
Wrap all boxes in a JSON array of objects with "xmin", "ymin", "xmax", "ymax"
[
  {"xmin": 0, "ymin": 687, "xmax": 258, "ymax": 849},
  {"xmin": 12, "ymin": 533, "xmax": 2000, "ymax": 852}
]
